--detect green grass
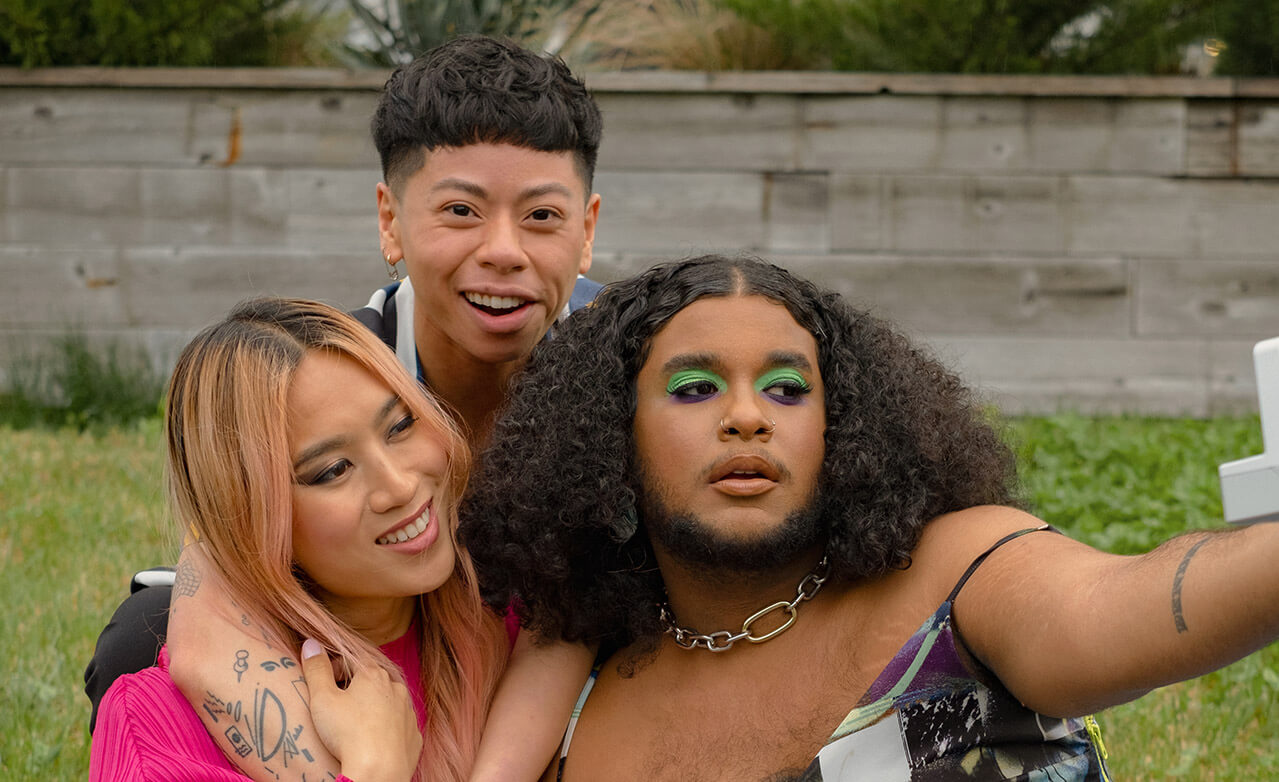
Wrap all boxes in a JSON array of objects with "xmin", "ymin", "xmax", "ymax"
[
  {"xmin": 0, "ymin": 421, "xmax": 174, "ymax": 778},
  {"xmin": 1007, "ymin": 414, "xmax": 1276, "ymax": 780},
  {"xmin": 2, "ymin": 414, "xmax": 1273, "ymax": 778}
]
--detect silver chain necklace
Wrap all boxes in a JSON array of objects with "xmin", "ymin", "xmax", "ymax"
[{"xmin": 659, "ymin": 557, "xmax": 831, "ymax": 653}]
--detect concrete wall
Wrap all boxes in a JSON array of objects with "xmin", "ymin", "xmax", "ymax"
[{"xmin": 3, "ymin": 68, "xmax": 1279, "ymax": 415}]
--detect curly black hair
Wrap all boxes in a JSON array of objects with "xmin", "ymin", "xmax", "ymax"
[
  {"xmin": 461, "ymin": 255, "xmax": 1019, "ymax": 650},
  {"xmin": 371, "ymin": 35, "xmax": 602, "ymax": 193}
]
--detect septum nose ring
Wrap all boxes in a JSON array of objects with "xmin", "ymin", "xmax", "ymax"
[{"xmin": 720, "ymin": 418, "xmax": 776, "ymax": 434}]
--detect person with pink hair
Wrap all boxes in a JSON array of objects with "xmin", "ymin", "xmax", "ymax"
[{"xmin": 88, "ymin": 297, "xmax": 535, "ymax": 782}]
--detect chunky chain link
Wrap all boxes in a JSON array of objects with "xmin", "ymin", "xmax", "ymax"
[{"xmin": 659, "ymin": 556, "xmax": 831, "ymax": 652}]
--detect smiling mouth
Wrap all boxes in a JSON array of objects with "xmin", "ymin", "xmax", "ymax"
[
  {"xmin": 376, "ymin": 507, "xmax": 431, "ymax": 545},
  {"xmin": 464, "ymin": 292, "xmax": 531, "ymax": 317}
]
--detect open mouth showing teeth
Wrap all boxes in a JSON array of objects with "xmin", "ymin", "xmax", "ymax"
[
  {"xmin": 464, "ymin": 292, "xmax": 529, "ymax": 316},
  {"xmin": 376, "ymin": 510, "xmax": 429, "ymax": 545}
]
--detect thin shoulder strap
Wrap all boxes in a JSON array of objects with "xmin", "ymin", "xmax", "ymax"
[
  {"xmin": 947, "ymin": 524, "xmax": 1055, "ymax": 603},
  {"xmin": 556, "ymin": 661, "xmax": 603, "ymax": 781}
]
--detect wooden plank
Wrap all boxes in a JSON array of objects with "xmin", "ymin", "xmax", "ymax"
[
  {"xmin": 188, "ymin": 91, "xmax": 380, "ymax": 168},
  {"xmin": 0, "ymin": 67, "xmax": 1266, "ymax": 98},
  {"xmin": 120, "ymin": 247, "xmax": 382, "ymax": 327},
  {"xmin": 1065, "ymin": 175, "xmax": 1195, "ymax": 257},
  {"xmin": 926, "ymin": 335, "xmax": 1211, "ymax": 416},
  {"xmin": 1136, "ymin": 259, "xmax": 1279, "ymax": 338},
  {"xmin": 224, "ymin": 167, "xmax": 382, "ymax": 251},
  {"xmin": 592, "ymin": 171, "xmax": 766, "ymax": 253},
  {"xmin": 765, "ymin": 174, "xmax": 829, "ymax": 253},
  {"xmin": 0, "ymin": 68, "xmax": 387, "ymax": 90},
  {"xmin": 139, "ymin": 168, "xmax": 232, "ymax": 245},
  {"xmin": 801, "ymin": 95, "xmax": 942, "ymax": 172},
  {"xmin": 227, "ymin": 169, "xmax": 290, "ymax": 245},
  {"xmin": 0, "ymin": 89, "xmax": 195, "ymax": 164},
  {"xmin": 1107, "ymin": 98, "xmax": 1185, "ymax": 174},
  {"xmin": 1026, "ymin": 98, "xmax": 1117, "ymax": 173},
  {"xmin": 884, "ymin": 175, "xmax": 1066, "ymax": 255},
  {"xmin": 781, "ymin": 253, "xmax": 1129, "ymax": 338},
  {"xmin": 1192, "ymin": 179, "xmax": 1279, "ymax": 257},
  {"xmin": 0, "ymin": 246, "xmax": 127, "ymax": 328},
  {"xmin": 937, "ymin": 97, "xmax": 1030, "ymax": 171},
  {"xmin": 1186, "ymin": 100, "xmax": 1236, "ymax": 177},
  {"xmin": 828, "ymin": 174, "xmax": 884, "ymax": 252},
  {"xmin": 5, "ymin": 166, "xmax": 143, "ymax": 245},
  {"xmin": 284, "ymin": 169, "xmax": 383, "ymax": 251},
  {"xmin": 1237, "ymin": 103, "xmax": 1279, "ymax": 176},
  {"xmin": 595, "ymin": 93, "xmax": 801, "ymax": 171}
]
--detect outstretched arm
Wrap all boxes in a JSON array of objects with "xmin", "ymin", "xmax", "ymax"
[
  {"xmin": 470, "ymin": 633, "xmax": 595, "ymax": 781},
  {"xmin": 167, "ymin": 545, "xmax": 343, "ymax": 781},
  {"xmin": 944, "ymin": 506, "xmax": 1279, "ymax": 717}
]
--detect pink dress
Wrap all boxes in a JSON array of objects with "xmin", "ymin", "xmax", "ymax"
[{"xmin": 89, "ymin": 632, "xmax": 427, "ymax": 782}]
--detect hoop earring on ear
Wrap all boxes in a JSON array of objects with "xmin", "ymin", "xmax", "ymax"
[{"xmin": 384, "ymin": 254, "xmax": 400, "ymax": 282}]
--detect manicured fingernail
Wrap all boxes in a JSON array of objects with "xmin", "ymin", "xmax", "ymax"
[{"xmin": 301, "ymin": 638, "xmax": 324, "ymax": 659}]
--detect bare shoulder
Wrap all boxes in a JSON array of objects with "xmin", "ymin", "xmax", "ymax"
[{"xmin": 909, "ymin": 506, "xmax": 1057, "ymax": 593}]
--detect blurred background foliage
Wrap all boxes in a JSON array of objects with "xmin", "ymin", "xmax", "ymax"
[
  {"xmin": 0, "ymin": 0, "xmax": 345, "ymax": 66},
  {"xmin": 0, "ymin": 0, "xmax": 1273, "ymax": 75}
]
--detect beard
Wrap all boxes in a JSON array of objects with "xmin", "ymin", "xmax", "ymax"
[{"xmin": 638, "ymin": 473, "xmax": 824, "ymax": 580}]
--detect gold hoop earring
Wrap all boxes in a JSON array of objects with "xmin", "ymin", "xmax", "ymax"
[{"xmin": 384, "ymin": 254, "xmax": 400, "ymax": 282}]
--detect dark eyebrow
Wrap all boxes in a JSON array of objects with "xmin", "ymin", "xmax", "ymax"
[
  {"xmin": 427, "ymin": 179, "xmax": 573, "ymax": 203},
  {"xmin": 519, "ymin": 183, "xmax": 574, "ymax": 201},
  {"xmin": 291, "ymin": 394, "xmax": 403, "ymax": 472},
  {"xmin": 764, "ymin": 351, "xmax": 814, "ymax": 372},
  {"xmin": 660, "ymin": 352, "xmax": 721, "ymax": 375},
  {"xmin": 660, "ymin": 351, "xmax": 814, "ymax": 375},
  {"xmin": 429, "ymin": 178, "xmax": 487, "ymax": 198}
]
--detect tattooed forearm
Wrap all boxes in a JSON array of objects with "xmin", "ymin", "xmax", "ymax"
[
  {"xmin": 174, "ymin": 557, "xmax": 201, "ymax": 599},
  {"xmin": 1171, "ymin": 537, "xmax": 1212, "ymax": 633},
  {"xmin": 204, "ymin": 681, "xmax": 318, "ymax": 774},
  {"xmin": 202, "ymin": 649, "xmax": 322, "ymax": 779}
]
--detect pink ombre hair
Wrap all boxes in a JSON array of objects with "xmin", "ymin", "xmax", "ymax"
[{"xmin": 164, "ymin": 297, "xmax": 508, "ymax": 782}]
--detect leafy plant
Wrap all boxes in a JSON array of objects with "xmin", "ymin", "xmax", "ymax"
[
  {"xmin": 0, "ymin": 0, "xmax": 343, "ymax": 66},
  {"xmin": 598, "ymin": 0, "xmax": 1219, "ymax": 74},
  {"xmin": 1212, "ymin": 0, "xmax": 1279, "ymax": 76},
  {"xmin": 1, "ymin": 333, "xmax": 164, "ymax": 430},
  {"xmin": 338, "ymin": 0, "xmax": 606, "ymax": 66}
]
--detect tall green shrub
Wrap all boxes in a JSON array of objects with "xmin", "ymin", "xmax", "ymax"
[
  {"xmin": 338, "ymin": 0, "xmax": 604, "ymax": 65},
  {"xmin": 712, "ymin": 0, "xmax": 1216, "ymax": 73},
  {"xmin": 0, "ymin": 334, "xmax": 163, "ymax": 430},
  {"xmin": 1213, "ymin": 0, "xmax": 1279, "ymax": 75},
  {"xmin": 0, "ymin": 0, "xmax": 340, "ymax": 66}
]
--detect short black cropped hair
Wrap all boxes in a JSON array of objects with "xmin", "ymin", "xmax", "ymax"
[
  {"xmin": 462, "ymin": 255, "xmax": 1020, "ymax": 650},
  {"xmin": 371, "ymin": 35, "xmax": 603, "ymax": 193}
]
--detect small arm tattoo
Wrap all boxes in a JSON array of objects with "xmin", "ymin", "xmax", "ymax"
[
  {"xmin": 1172, "ymin": 537, "xmax": 1211, "ymax": 633},
  {"xmin": 206, "ymin": 686, "xmax": 317, "ymax": 773}
]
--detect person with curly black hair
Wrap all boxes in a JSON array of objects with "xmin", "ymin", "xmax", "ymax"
[{"xmin": 464, "ymin": 254, "xmax": 1279, "ymax": 781}]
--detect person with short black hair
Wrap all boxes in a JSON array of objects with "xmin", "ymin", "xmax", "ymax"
[{"xmin": 85, "ymin": 34, "xmax": 605, "ymax": 782}]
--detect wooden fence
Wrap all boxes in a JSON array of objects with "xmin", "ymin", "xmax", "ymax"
[{"xmin": 3, "ymin": 68, "xmax": 1278, "ymax": 414}]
